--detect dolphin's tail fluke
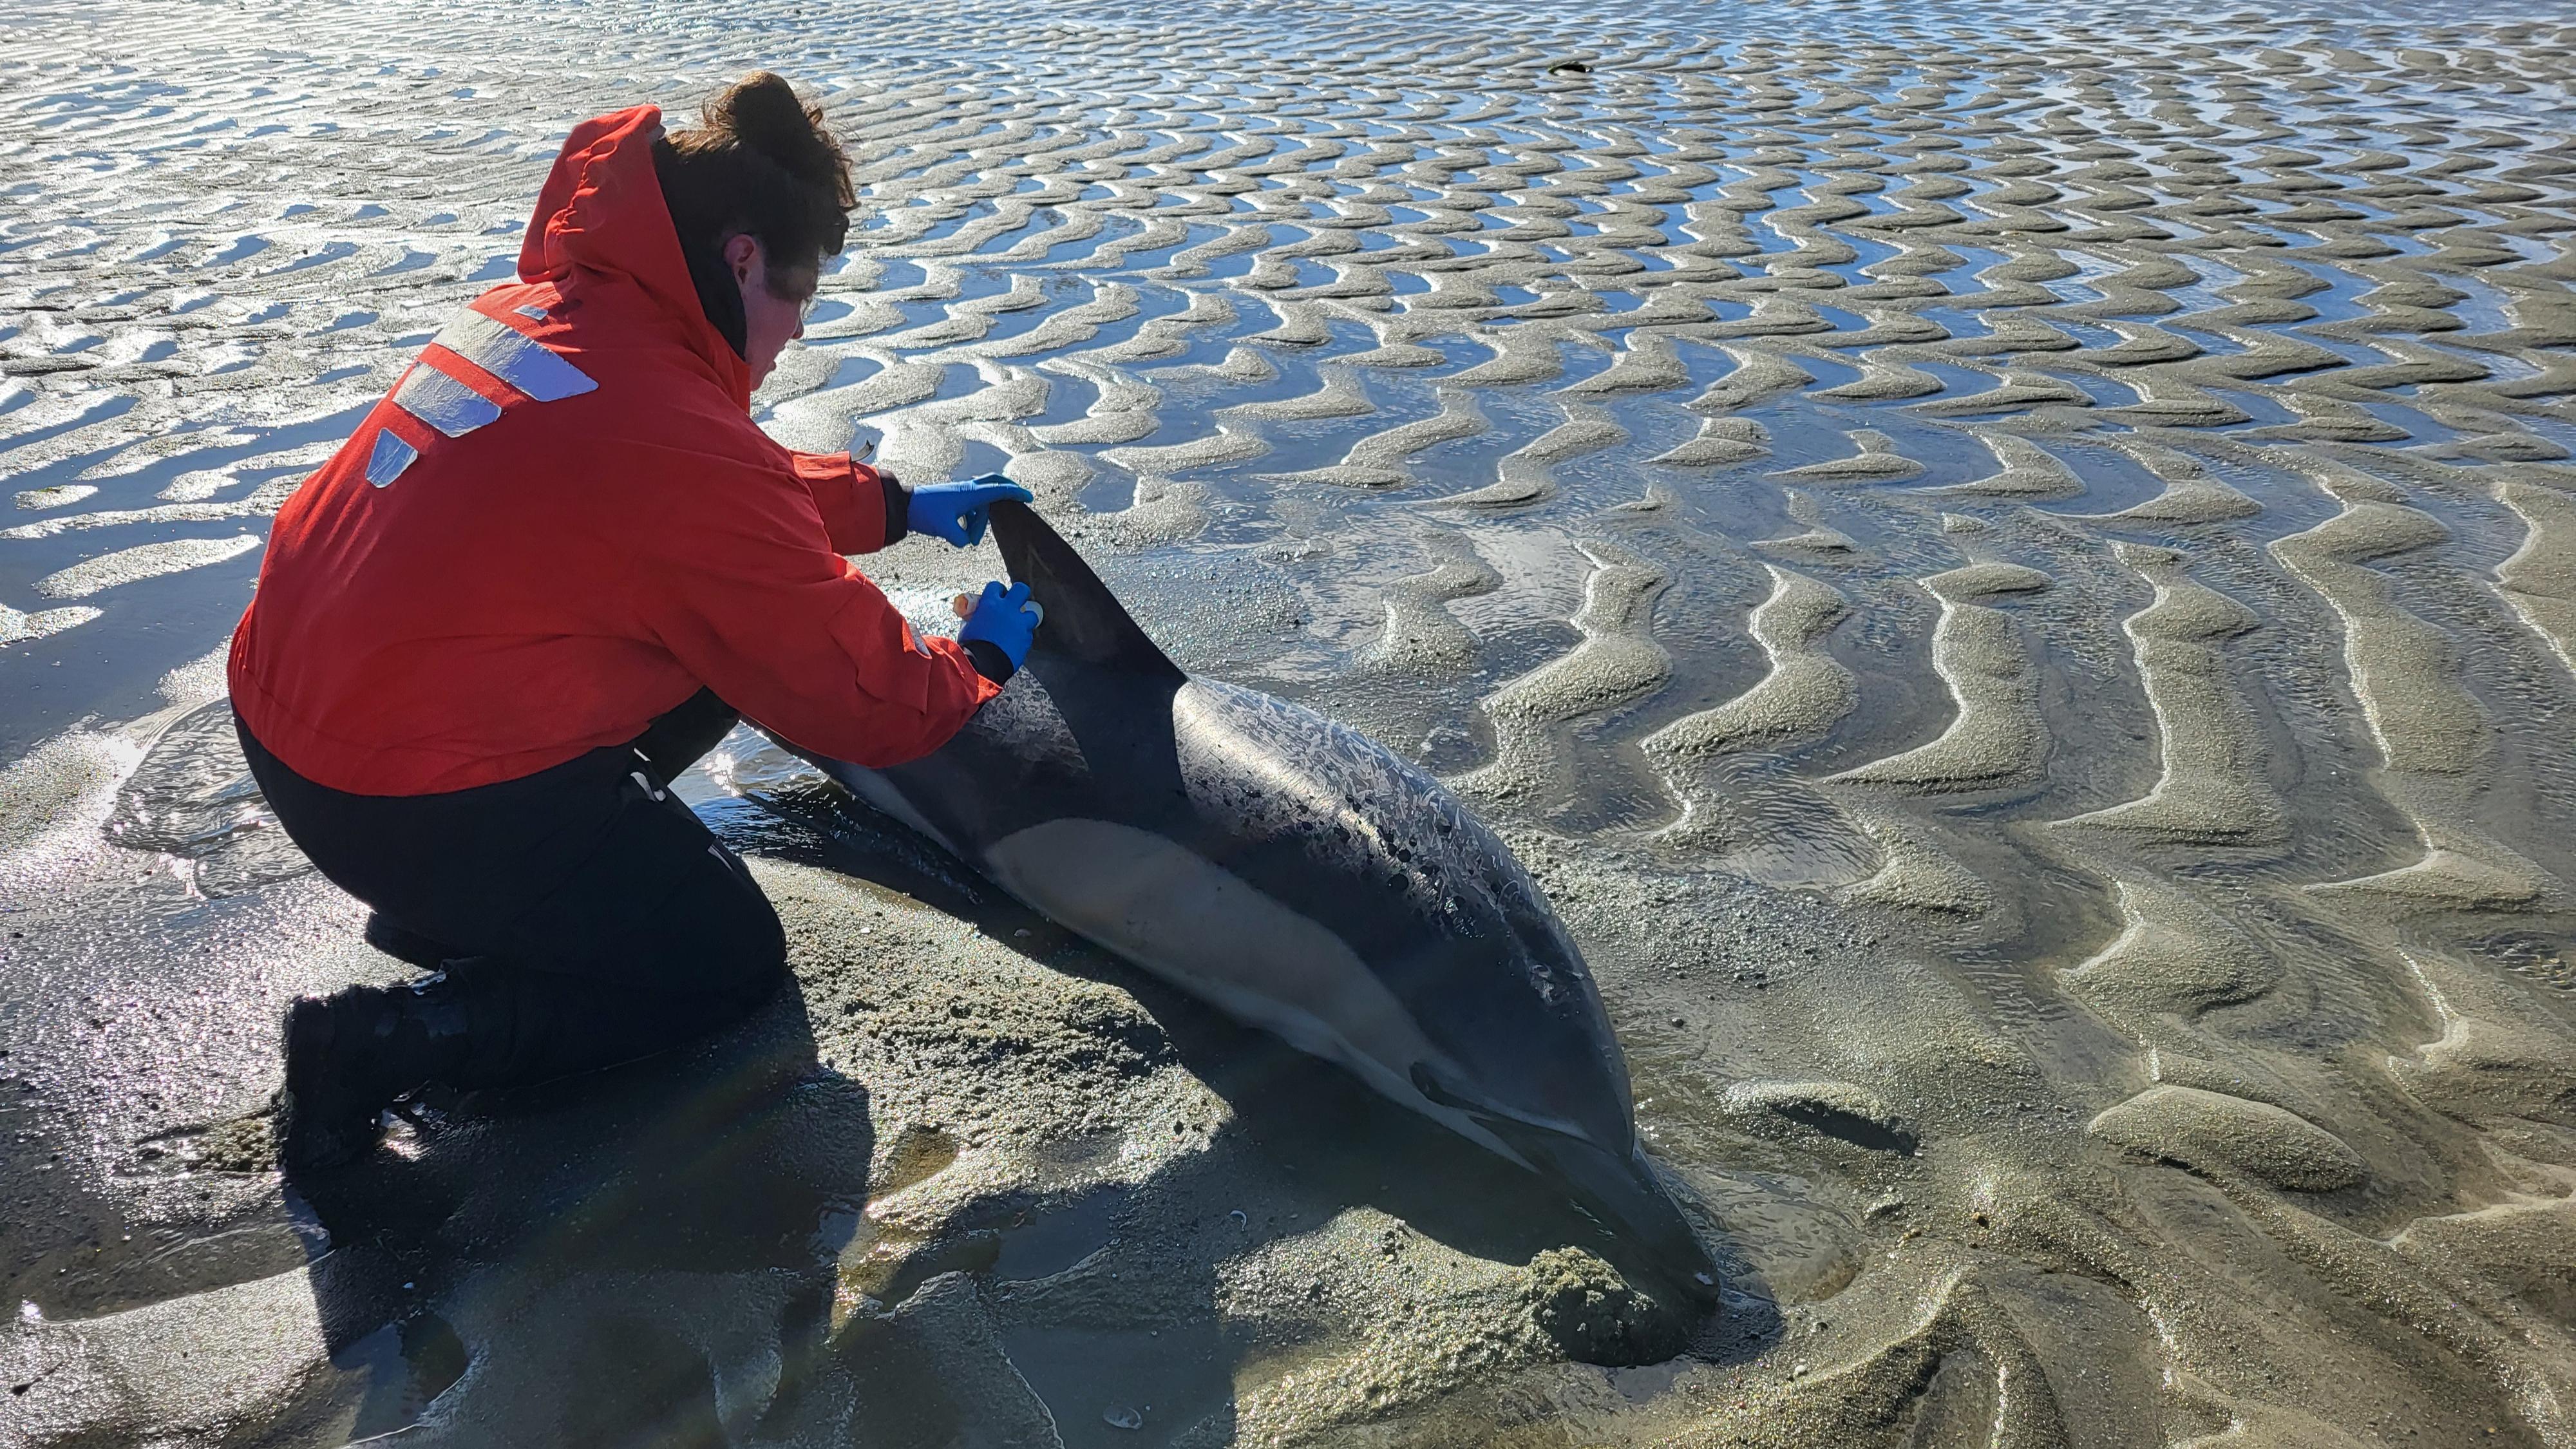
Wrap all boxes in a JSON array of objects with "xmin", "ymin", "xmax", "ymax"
[{"xmin": 1488, "ymin": 1121, "xmax": 1721, "ymax": 1307}]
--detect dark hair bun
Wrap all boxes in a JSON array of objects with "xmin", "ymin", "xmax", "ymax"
[
  {"xmin": 704, "ymin": 72, "xmax": 849, "ymax": 204},
  {"xmin": 653, "ymin": 71, "xmax": 860, "ymax": 356}
]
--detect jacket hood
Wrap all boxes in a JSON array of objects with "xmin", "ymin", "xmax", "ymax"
[{"xmin": 516, "ymin": 105, "xmax": 752, "ymax": 408}]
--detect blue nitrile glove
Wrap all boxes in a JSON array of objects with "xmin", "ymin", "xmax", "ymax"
[
  {"xmin": 906, "ymin": 474, "xmax": 1034, "ymax": 548},
  {"xmin": 956, "ymin": 580, "xmax": 1043, "ymax": 679}
]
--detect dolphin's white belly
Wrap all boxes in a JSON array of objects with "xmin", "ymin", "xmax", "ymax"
[{"xmin": 979, "ymin": 817, "xmax": 1524, "ymax": 1165}]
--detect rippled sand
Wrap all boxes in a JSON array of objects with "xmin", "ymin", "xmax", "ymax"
[{"xmin": 5, "ymin": 0, "xmax": 2575, "ymax": 1443}]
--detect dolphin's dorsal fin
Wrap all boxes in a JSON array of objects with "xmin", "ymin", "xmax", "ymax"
[{"xmin": 989, "ymin": 500, "xmax": 1186, "ymax": 681}]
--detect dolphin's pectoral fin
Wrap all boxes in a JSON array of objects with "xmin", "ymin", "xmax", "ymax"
[{"xmin": 988, "ymin": 500, "xmax": 1186, "ymax": 683}]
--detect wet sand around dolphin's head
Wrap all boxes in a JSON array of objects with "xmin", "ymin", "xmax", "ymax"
[{"xmin": 5, "ymin": 0, "xmax": 2576, "ymax": 1442}]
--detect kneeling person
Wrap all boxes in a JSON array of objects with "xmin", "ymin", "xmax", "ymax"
[{"xmin": 227, "ymin": 73, "xmax": 1040, "ymax": 1168}]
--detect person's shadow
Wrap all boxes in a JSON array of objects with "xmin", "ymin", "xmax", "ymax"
[{"xmin": 287, "ymin": 981, "xmax": 920, "ymax": 1446}]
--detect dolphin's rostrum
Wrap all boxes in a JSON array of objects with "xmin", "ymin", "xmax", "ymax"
[{"xmin": 792, "ymin": 500, "xmax": 1716, "ymax": 1296}]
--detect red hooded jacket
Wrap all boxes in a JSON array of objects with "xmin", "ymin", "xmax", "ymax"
[{"xmin": 229, "ymin": 106, "xmax": 998, "ymax": 797}]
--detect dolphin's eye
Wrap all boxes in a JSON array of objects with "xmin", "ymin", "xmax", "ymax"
[{"xmin": 1410, "ymin": 1061, "xmax": 1475, "ymax": 1111}]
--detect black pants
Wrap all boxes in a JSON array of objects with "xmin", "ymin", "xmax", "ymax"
[{"xmin": 238, "ymin": 690, "xmax": 788, "ymax": 1090}]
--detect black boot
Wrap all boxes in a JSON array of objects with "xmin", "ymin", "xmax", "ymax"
[
  {"xmin": 274, "ymin": 976, "xmax": 473, "ymax": 1170},
  {"xmin": 361, "ymin": 913, "xmax": 468, "ymax": 972}
]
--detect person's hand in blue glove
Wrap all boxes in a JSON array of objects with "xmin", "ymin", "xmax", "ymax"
[
  {"xmin": 907, "ymin": 474, "xmax": 1034, "ymax": 548},
  {"xmin": 954, "ymin": 580, "xmax": 1043, "ymax": 682}
]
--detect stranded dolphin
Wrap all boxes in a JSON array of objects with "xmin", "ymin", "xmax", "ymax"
[{"xmin": 790, "ymin": 501, "xmax": 1714, "ymax": 1294}]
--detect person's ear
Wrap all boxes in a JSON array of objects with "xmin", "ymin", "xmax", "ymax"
[{"xmin": 721, "ymin": 232, "xmax": 761, "ymax": 285}]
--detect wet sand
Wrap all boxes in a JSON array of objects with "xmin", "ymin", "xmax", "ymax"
[{"xmin": 5, "ymin": 0, "xmax": 2576, "ymax": 1443}]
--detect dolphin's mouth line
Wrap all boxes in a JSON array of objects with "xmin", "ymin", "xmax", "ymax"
[{"xmin": 1420, "ymin": 1066, "xmax": 1716, "ymax": 1291}]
